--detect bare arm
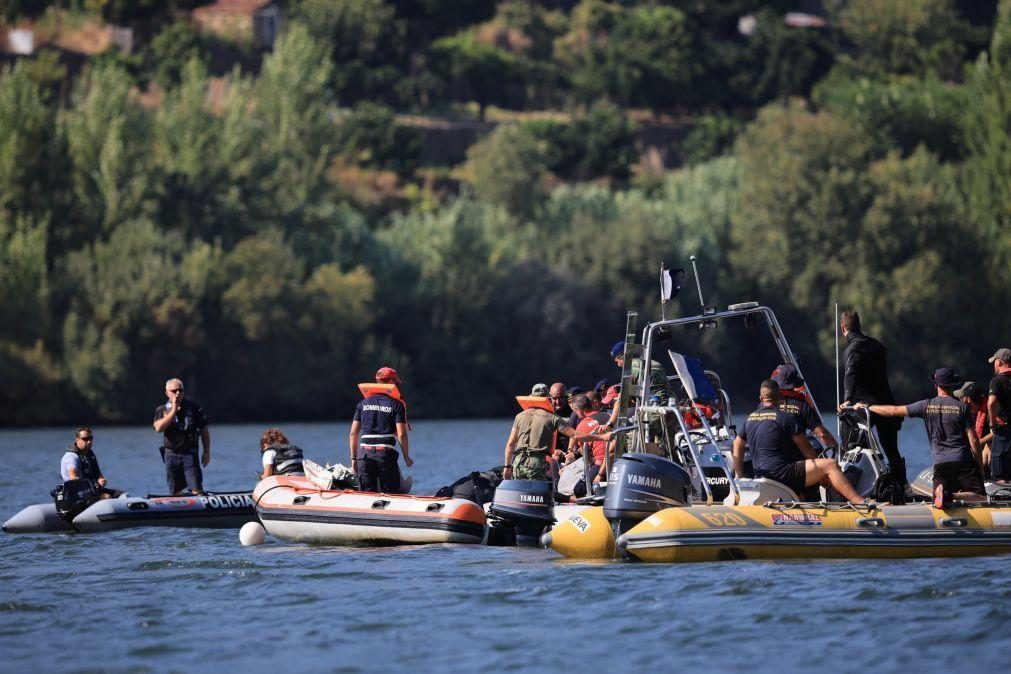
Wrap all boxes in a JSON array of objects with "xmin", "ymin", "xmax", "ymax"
[
  {"xmin": 860, "ymin": 403, "xmax": 909, "ymax": 417},
  {"xmin": 813, "ymin": 424, "xmax": 838, "ymax": 450},
  {"xmin": 260, "ymin": 464, "xmax": 274, "ymax": 480},
  {"xmin": 153, "ymin": 401, "xmax": 177, "ymax": 433},
  {"xmin": 793, "ymin": 434, "xmax": 817, "ymax": 461},
  {"xmin": 503, "ymin": 426, "xmax": 519, "ymax": 476},
  {"xmin": 396, "ymin": 422, "xmax": 412, "ymax": 467},
  {"xmin": 349, "ymin": 420, "xmax": 361, "ymax": 467},
  {"xmin": 67, "ymin": 465, "xmax": 79, "ymax": 480},
  {"xmin": 560, "ymin": 426, "xmax": 611, "ymax": 444},
  {"xmin": 988, "ymin": 394, "xmax": 1003, "ymax": 431},
  {"xmin": 200, "ymin": 427, "xmax": 211, "ymax": 467},
  {"xmin": 967, "ymin": 427, "xmax": 983, "ymax": 466},
  {"xmin": 732, "ymin": 436, "xmax": 746, "ymax": 478}
]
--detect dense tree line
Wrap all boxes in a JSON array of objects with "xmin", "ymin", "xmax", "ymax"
[{"xmin": 1, "ymin": 1, "xmax": 1010, "ymax": 425}]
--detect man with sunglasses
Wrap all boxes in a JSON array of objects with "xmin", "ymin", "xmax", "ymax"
[
  {"xmin": 153, "ymin": 378, "xmax": 211, "ymax": 495},
  {"xmin": 61, "ymin": 427, "xmax": 120, "ymax": 498}
]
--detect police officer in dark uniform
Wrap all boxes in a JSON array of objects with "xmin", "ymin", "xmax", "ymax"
[
  {"xmin": 839, "ymin": 310, "xmax": 906, "ymax": 486},
  {"xmin": 349, "ymin": 367, "xmax": 413, "ymax": 493},
  {"xmin": 153, "ymin": 378, "xmax": 210, "ymax": 495},
  {"xmin": 734, "ymin": 380, "xmax": 864, "ymax": 504},
  {"xmin": 60, "ymin": 427, "xmax": 120, "ymax": 498},
  {"xmin": 986, "ymin": 347, "xmax": 1011, "ymax": 483}
]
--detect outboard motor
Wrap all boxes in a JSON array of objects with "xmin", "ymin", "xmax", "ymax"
[
  {"xmin": 51, "ymin": 479, "xmax": 100, "ymax": 522},
  {"xmin": 604, "ymin": 453, "xmax": 691, "ymax": 537},
  {"xmin": 488, "ymin": 480, "xmax": 554, "ymax": 547}
]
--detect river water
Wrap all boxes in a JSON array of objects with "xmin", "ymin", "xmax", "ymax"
[{"xmin": 1, "ymin": 418, "xmax": 1008, "ymax": 673}]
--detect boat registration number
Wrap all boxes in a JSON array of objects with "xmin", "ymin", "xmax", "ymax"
[{"xmin": 700, "ymin": 512, "xmax": 748, "ymax": 527}]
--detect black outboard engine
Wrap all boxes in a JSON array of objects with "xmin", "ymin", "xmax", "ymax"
[
  {"xmin": 488, "ymin": 480, "xmax": 554, "ymax": 547},
  {"xmin": 604, "ymin": 453, "xmax": 691, "ymax": 536},
  {"xmin": 51, "ymin": 479, "xmax": 100, "ymax": 522}
]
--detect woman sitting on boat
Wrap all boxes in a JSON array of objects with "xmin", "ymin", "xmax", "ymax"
[{"xmin": 259, "ymin": 428, "xmax": 305, "ymax": 479}]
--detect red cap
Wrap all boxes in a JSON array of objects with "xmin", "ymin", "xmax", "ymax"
[
  {"xmin": 602, "ymin": 384, "xmax": 621, "ymax": 405},
  {"xmin": 376, "ymin": 367, "xmax": 401, "ymax": 384}
]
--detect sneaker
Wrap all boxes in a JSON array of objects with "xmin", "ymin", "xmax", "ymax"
[{"xmin": 933, "ymin": 483, "xmax": 946, "ymax": 509}]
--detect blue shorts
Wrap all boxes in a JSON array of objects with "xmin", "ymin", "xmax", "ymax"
[
  {"xmin": 164, "ymin": 451, "xmax": 203, "ymax": 494},
  {"xmin": 991, "ymin": 434, "xmax": 1011, "ymax": 481}
]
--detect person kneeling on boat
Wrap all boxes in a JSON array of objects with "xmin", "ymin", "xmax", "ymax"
[
  {"xmin": 733, "ymin": 380, "xmax": 865, "ymax": 505},
  {"xmin": 259, "ymin": 427, "xmax": 305, "ymax": 479},
  {"xmin": 503, "ymin": 398, "xmax": 612, "ymax": 482},
  {"xmin": 349, "ymin": 367, "xmax": 413, "ymax": 493},
  {"xmin": 61, "ymin": 427, "xmax": 121, "ymax": 499},
  {"xmin": 855, "ymin": 368, "xmax": 986, "ymax": 508}
]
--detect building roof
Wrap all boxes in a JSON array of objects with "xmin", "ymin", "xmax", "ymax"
[{"xmin": 192, "ymin": 0, "xmax": 275, "ymax": 19}]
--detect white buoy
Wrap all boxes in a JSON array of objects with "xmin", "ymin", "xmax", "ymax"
[{"xmin": 239, "ymin": 521, "xmax": 266, "ymax": 546}]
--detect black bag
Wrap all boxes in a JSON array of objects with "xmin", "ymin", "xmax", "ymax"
[
  {"xmin": 871, "ymin": 459, "xmax": 908, "ymax": 506},
  {"xmin": 434, "ymin": 468, "xmax": 504, "ymax": 505},
  {"xmin": 51, "ymin": 479, "xmax": 100, "ymax": 521}
]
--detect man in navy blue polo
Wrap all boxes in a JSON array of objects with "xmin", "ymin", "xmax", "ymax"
[{"xmin": 349, "ymin": 367, "xmax": 413, "ymax": 493}]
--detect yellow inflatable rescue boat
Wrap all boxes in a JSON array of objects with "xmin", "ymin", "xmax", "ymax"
[{"xmin": 614, "ymin": 502, "xmax": 1011, "ymax": 563}]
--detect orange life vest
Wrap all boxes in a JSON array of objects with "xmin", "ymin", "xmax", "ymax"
[
  {"xmin": 515, "ymin": 396, "xmax": 555, "ymax": 412},
  {"xmin": 683, "ymin": 402, "xmax": 718, "ymax": 429},
  {"xmin": 358, "ymin": 383, "xmax": 410, "ymax": 429}
]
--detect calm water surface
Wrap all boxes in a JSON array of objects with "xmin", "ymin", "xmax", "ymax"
[{"xmin": 2, "ymin": 418, "xmax": 1008, "ymax": 673}]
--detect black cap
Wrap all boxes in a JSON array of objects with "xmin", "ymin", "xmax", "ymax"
[
  {"xmin": 771, "ymin": 363, "xmax": 804, "ymax": 390},
  {"xmin": 930, "ymin": 367, "xmax": 962, "ymax": 389},
  {"xmin": 953, "ymin": 381, "xmax": 983, "ymax": 401}
]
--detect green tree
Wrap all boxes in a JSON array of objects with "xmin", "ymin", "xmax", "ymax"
[
  {"xmin": 334, "ymin": 102, "xmax": 421, "ymax": 174},
  {"xmin": 462, "ymin": 124, "xmax": 548, "ymax": 218},
  {"xmin": 146, "ymin": 21, "xmax": 206, "ymax": 91},
  {"xmin": 432, "ymin": 33, "xmax": 522, "ymax": 120},
  {"xmin": 291, "ymin": 0, "xmax": 406, "ymax": 104}
]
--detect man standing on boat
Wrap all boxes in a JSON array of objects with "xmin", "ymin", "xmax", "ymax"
[
  {"xmin": 734, "ymin": 380, "xmax": 865, "ymax": 505},
  {"xmin": 856, "ymin": 368, "xmax": 985, "ymax": 507},
  {"xmin": 839, "ymin": 310, "xmax": 907, "ymax": 488},
  {"xmin": 349, "ymin": 367, "xmax": 413, "ymax": 493},
  {"xmin": 503, "ymin": 395, "xmax": 611, "ymax": 482},
  {"xmin": 153, "ymin": 378, "xmax": 210, "ymax": 495},
  {"xmin": 986, "ymin": 348, "xmax": 1011, "ymax": 483}
]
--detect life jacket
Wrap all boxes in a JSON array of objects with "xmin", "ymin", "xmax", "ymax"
[
  {"xmin": 358, "ymin": 383, "xmax": 410, "ymax": 430},
  {"xmin": 66, "ymin": 447, "xmax": 102, "ymax": 481},
  {"xmin": 515, "ymin": 396, "xmax": 555, "ymax": 412},
  {"xmin": 683, "ymin": 402, "xmax": 719, "ymax": 429},
  {"xmin": 263, "ymin": 443, "xmax": 305, "ymax": 476}
]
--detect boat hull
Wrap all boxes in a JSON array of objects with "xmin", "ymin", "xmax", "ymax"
[
  {"xmin": 617, "ymin": 503, "xmax": 1011, "ymax": 563},
  {"xmin": 254, "ymin": 476, "xmax": 486, "ymax": 546},
  {"xmin": 4, "ymin": 492, "xmax": 256, "ymax": 534}
]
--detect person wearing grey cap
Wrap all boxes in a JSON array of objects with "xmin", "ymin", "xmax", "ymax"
[
  {"xmin": 986, "ymin": 348, "xmax": 1011, "ymax": 482},
  {"xmin": 955, "ymin": 381, "xmax": 992, "ymax": 475}
]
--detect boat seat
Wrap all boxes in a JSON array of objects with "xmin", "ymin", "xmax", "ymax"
[{"xmin": 729, "ymin": 477, "xmax": 802, "ymax": 506}]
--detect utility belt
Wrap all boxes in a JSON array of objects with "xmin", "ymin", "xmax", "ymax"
[
  {"xmin": 515, "ymin": 448, "xmax": 549, "ymax": 457},
  {"xmin": 161, "ymin": 445, "xmax": 198, "ymax": 456}
]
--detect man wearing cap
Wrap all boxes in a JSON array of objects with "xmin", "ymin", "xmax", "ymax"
[
  {"xmin": 955, "ymin": 381, "xmax": 992, "ymax": 475},
  {"xmin": 349, "ymin": 367, "xmax": 413, "ymax": 493},
  {"xmin": 530, "ymin": 383, "xmax": 549, "ymax": 398},
  {"xmin": 839, "ymin": 310, "xmax": 906, "ymax": 487},
  {"xmin": 503, "ymin": 394, "xmax": 611, "ymax": 482},
  {"xmin": 986, "ymin": 348, "xmax": 1011, "ymax": 483},
  {"xmin": 856, "ymin": 368, "xmax": 985, "ymax": 507},
  {"xmin": 611, "ymin": 341, "xmax": 670, "ymax": 403},
  {"xmin": 772, "ymin": 364, "xmax": 838, "ymax": 454}
]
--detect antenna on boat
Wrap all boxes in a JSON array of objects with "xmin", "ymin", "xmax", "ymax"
[
  {"xmin": 835, "ymin": 300, "xmax": 841, "ymax": 439},
  {"xmin": 689, "ymin": 255, "xmax": 705, "ymax": 309}
]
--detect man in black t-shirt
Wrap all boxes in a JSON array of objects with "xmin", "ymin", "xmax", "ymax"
[
  {"xmin": 733, "ymin": 380, "xmax": 864, "ymax": 504},
  {"xmin": 857, "ymin": 367, "xmax": 985, "ymax": 508},
  {"xmin": 349, "ymin": 367, "xmax": 413, "ymax": 493},
  {"xmin": 152, "ymin": 378, "xmax": 210, "ymax": 495},
  {"xmin": 986, "ymin": 347, "xmax": 1011, "ymax": 482}
]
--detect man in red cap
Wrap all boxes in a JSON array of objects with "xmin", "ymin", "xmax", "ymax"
[{"xmin": 349, "ymin": 366, "xmax": 413, "ymax": 492}]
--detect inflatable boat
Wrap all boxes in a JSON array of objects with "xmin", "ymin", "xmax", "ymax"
[
  {"xmin": 253, "ymin": 475, "xmax": 487, "ymax": 545},
  {"xmin": 3, "ymin": 492, "xmax": 256, "ymax": 534},
  {"xmin": 617, "ymin": 501, "xmax": 1011, "ymax": 563}
]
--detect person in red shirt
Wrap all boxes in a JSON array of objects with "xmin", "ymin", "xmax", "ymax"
[
  {"xmin": 955, "ymin": 381, "xmax": 992, "ymax": 477},
  {"xmin": 571, "ymin": 394, "xmax": 612, "ymax": 487}
]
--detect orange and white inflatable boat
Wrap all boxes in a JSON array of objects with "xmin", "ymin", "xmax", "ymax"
[{"xmin": 253, "ymin": 475, "xmax": 487, "ymax": 546}]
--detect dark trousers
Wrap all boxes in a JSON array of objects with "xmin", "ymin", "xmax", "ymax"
[
  {"xmin": 358, "ymin": 447, "xmax": 402, "ymax": 493},
  {"xmin": 164, "ymin": 451, "xmax": 203, "ymax": 494}
]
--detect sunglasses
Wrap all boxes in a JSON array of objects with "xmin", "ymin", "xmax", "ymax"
[
  {"xmin": 168, "ymin": 388, "xmax": 184, "ymax": 394},
  {"xmin": 78, "ymin": 436, "xmax": 94, "ymax": 442}
]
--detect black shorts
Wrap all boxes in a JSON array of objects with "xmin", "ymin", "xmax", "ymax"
[
  {"xmin": 932, "ymin": 461, "xmax": 985, "ymax": 496},
  {"xmin": 758, "ymin": 462, "xmax": 807, "ymax": 497}
]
